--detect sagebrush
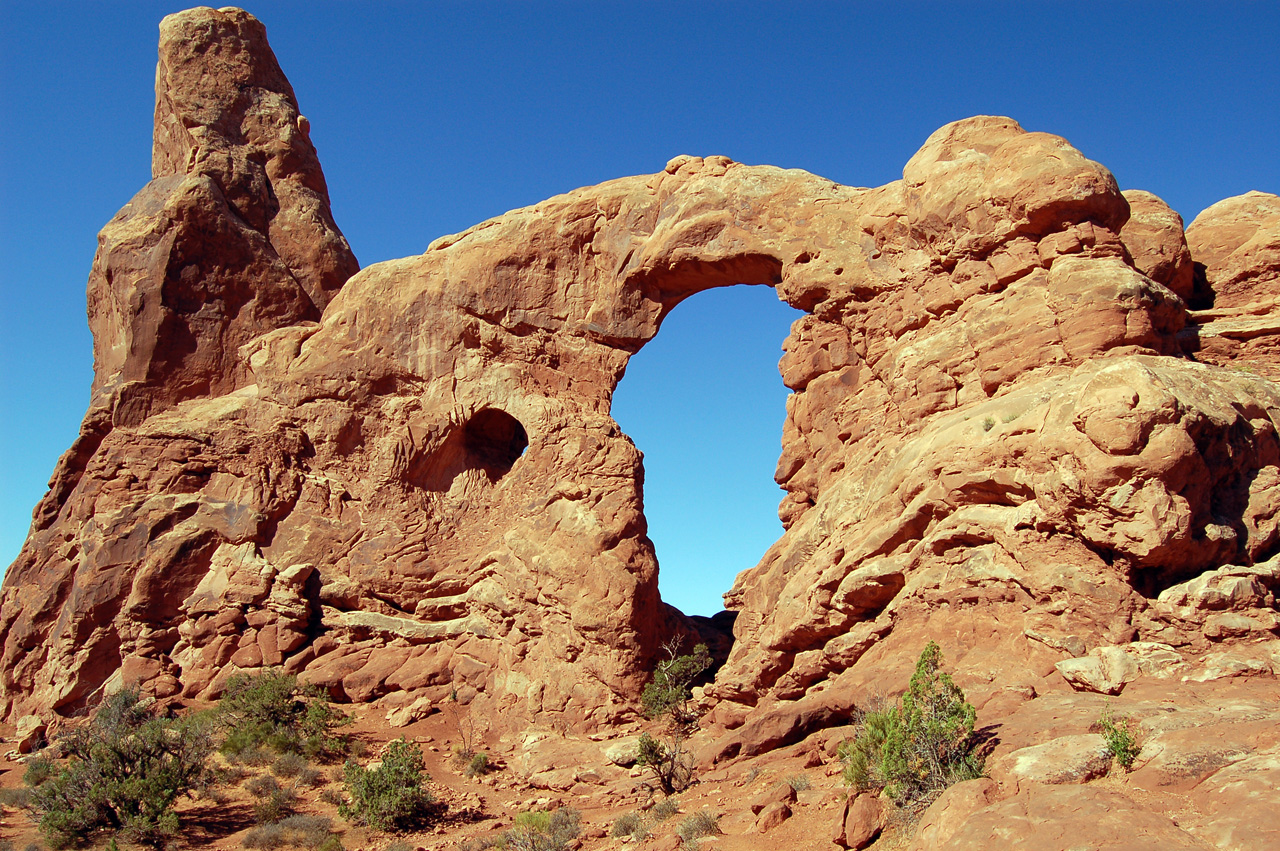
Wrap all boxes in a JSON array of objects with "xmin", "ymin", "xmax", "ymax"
[{"xmin": 500, "ymin": 808, "xmax": 580, "ymax": 851}]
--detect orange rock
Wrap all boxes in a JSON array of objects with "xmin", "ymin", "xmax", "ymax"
[{"xmin": 3, "ymin": 18, "xmax": 1280, "ymax": 812}]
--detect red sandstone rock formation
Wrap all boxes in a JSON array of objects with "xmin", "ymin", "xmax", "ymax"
[{"xmin": 3, "ymin": 24, "xmax": 1280, "ymax": 848}]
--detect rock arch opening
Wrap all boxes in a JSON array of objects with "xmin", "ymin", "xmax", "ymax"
[
  {"xmin": 613, "ymin": 284, "xmax": 803, "ymax": 617},
  {"xmin": 464, "ymin": 407, "xmax": 529, "ymax": 479},
  {"xmin": 403, "ymin": 407, "xmax": 529, "ymax": 494}
]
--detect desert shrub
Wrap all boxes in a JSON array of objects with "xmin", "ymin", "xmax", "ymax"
[
  {"xmin": 641, "ymin": 643, "xmax": 712, "ymax": 723},
  {"xmin": 838, "ymin": 641, "xmax": 983, "ymax": 808},
  {"xmin": 1097, "ymin": 708, "xmax": 1140, "ymax": 770},
  {"xmin": 651, "ymin": 796, "xmax": 679, "ymax": 821},
  {"xmin": 0, "ymin": 786, "xmax": 31, "ymax": 808},
  {"xmin": 340, "ymin": 739, "xmax": 434, "ymax": 832},
  {"xmin": 257, "ymin": 788, "xmax": 299, "ymax": 825},
  {"xmin": 23, "ymin": 757, "xmax": 56, "ymax": 788},
  {"xmin": 500, "ymin": 808, "xmax": 580, "ymax": 851},
  {"xmin": 465, "ymin": 752, "xmax": 491, "ymax": 778},
  {"xmin": 219, "ymin": 763, "xmax": 252, "ymax": 785},
  {"xmin": 246, "ymin": 774, "xmax": 298, "ymax": 824},
  {"xmin": 610, "ymin": 810, "xmax": 649, "ymax": 841},
  {"xmin": 243, "ymin": 814, "xmax": 339, "ymax": 849},
  {"xmin": 384, "ymin": 842, "xmax": 415, "ymax": 851},
  {"xmin": 28, "ymin": 686, "xmax": 214, "ymax": 848},
  {"xmin": 319, "ymin": 787, "xmax": 346, "ymax": 807},
  {"xmin": 226, "ymin": 744, "xmax": 274, "ymax": 767},
  {"xmin": 297, "ymin": 766, "xmax": 324, "ymax": 787},
  {"xmin": 785, "ymin": 773, "xmax": 811, "ymax": 791},
  {"xmin": 272, "ymin": 752, "xmax": 309, "ymax": 779},
  {"xmin": 246, "ymin": 774, "xmax": 280, "ymax": 797},
  {"xmin": 219, "ymin": 671, "xmax": 351, "ymax": 762},
  {"xmin": 637, "ymin": 642, "xmax": 711, "ymax": 795},
  {"xmin": 676, "ymin": 810, "xmax": 719, "ymax": 846}
]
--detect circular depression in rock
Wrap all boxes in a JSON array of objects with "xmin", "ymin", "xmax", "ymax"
[{"xmin": 464, "ymin": 407, "xmax": 529, "ymax": 477}]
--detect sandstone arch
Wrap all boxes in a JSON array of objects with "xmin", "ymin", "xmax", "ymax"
[{"xmin": 5, "ymin": 9, "xmax": 1280, "ymax": 759}]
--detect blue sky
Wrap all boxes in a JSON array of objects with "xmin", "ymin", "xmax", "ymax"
[{"xmin": 2, "ymin": 2, "xmax": 1277, "ymax": 615}]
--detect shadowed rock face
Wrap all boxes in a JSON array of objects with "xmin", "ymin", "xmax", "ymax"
[{"xmin": 3, "ymin": 8, "xmax": 1280, "ymax": 756}]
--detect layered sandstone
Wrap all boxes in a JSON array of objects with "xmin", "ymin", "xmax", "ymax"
[{"xmin": 3, "ymin": 20, "xmax": 1279, "ymax": 841}]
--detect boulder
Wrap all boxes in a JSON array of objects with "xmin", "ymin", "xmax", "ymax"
[
  {"xmin": 991, "ymin": 734, "xmax": 1112, "ymax": 786},
  {"xmin": 832, "ymin": 792, "xmax": 883, "ymax": 850}
]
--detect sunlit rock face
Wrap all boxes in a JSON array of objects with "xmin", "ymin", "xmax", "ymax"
[{"xmin": 4, "ymin": 7, "xmax": 1280, "ymax": 766}]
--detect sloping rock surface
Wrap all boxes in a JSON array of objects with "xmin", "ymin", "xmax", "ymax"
[{"xmin": 3, "ymin": 14, "xmax": 1280, "ymax": 818}]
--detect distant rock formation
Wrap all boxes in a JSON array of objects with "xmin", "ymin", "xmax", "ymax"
[{"xmin": 4, "ymin": 8, "xmax": 1280, "ymax": 785}]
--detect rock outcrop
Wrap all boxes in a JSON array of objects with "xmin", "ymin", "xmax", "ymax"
[
  {"xmin": 3, "ymin": 14, "xmax": 1279, "ymax": 820},
  {"xmin": 1182, "ymin": 191, "xmax": 1280, "ymax": 378}
]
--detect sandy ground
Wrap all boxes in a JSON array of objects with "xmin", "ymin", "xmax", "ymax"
[{"xmin": 0, "ymin": 705, "xmax": 867, "ymax": 851}]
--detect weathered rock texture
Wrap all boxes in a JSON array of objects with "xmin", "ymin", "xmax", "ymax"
[
  {"xmin": 1182, "ymin": 191, "xmax": 1280, "ymax": 378},
  {"xmin": 3, "ymin": 20, "xmax": 1280, "ymax": 838}
]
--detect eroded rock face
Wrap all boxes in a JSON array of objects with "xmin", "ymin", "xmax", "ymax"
[
  {"xmin": 3, "ymin": 7, "xmax": 1279, "ymax": 774},
  {"xmin": 1182, "ymin": 190, "xmax": 1280, "ymax": 379},
  {"xmin": 89, "ymin": 7, "xmax": 358, "ymax": 423}
]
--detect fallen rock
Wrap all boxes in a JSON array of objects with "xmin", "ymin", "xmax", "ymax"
[
  {"xmin": 1056, "ymin": 646, "xmax": 1140, "ymax": 695},
  {"xmin": 386, "ymin": 694, "xmax": 435, "ymax": 728},
  {"xmin": 604, "ymin": 736, "xmax": 642, "ymax": 767},
  {"xmin": 755, "ymin": 801, "xmax": 792, "ymax": 833},
  {"xmin": 832, "ymin": 792, "xmax": 883, "ymax": 850},
  {"xmin": 749, "ymin": 781, "xmax": 797, "ymax": 815},
  {"xmin": 14, "ymin": 715, "xmax": 46, "ymax": 754}
]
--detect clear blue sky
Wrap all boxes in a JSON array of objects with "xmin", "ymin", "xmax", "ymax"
[{"xmin": 2, "ymin": 2, "xmax": 1277, "ymax": 615}]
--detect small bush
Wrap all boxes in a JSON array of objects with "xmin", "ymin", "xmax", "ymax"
[
  {"xmin": 257, "ymin": 788, "xmax": 299, "ymax": 825},
  {"xmin": 297, "ymin": 766, "xmax": 323, "ymax": 787},
  {"xmin": 651, "ymin": 796, "xmax": 679, "ymax": 821},
  {"xmin": 1098, "ymin": 708, "xmax": 1140, "ymax": 770},
  {"xmin": 464, "ymin": 752, "xmax": 491, "ymax": 778},
  {"xmin": 272, "ymin": 753, "xmax": 309, "ymax": 779},
  {"xmin": 0, "ymin": 786, "xmax": 31, "ymax": 808},
  {"xmin": 246, "ymin": 774, "xmax": 281, "ymax": 797},
  {"xmin": 242, "ymin": 822, "xmax": 286, "ymax": 850},
  {"xmin": 28, "ymin": 686, "xmax": 213, "ymax": 848},
  {"xmin": 219, "ymin": 671, "xmax": 352, "ymax": 763},
  {"xmin": 500, "ymin": 808, "xmax": 580, "ymax": 851},
  {"xmin": 246, "ymin": 775, "xmax": 298, "ymax": 824},
  {"xmin": 220, "ymin": 763, "xmax": 252, "ymax": 785},
  {"xmin": 676, "ymin": 811, "xmax": 719, "ymax": 843},
  {"xmin": 384, "ymin": 842, "xmax": 415, "ymax": 851},
  {"xmin": 838, "ymin": 641, "xmax": 983, "ymax": 808},
  {"xmin": 243, "ymin": 814, "xmax": 340, "ymax": 850},
  {"xmin": 785, "ymin": 773, "xmax": 811, "ymax": 791},
  {"xmin": 611, "ymin": 811, "xmax": 648, "ymax": 840},
  {"xmin": 340, "ymin": 739, "xmax": 434, "ymax": 832},
  {"xmin": 23, "ymin": 757, "xmax": 56, "ymax": 788},
  {"xmin": 319, "ymin": 787, "xmax": 346, "ymax": 807}
]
